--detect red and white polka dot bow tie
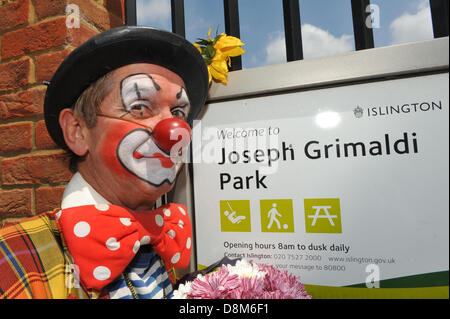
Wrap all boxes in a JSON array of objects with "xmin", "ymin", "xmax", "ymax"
[{"xmin": 56, "ymin": 203, "xmax": 192, "ymax": 291}]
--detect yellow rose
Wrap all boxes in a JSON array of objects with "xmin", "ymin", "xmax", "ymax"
[
  {"xmin": 209, "ymin": 50, "xmax": 229, "ymax": 84},
  {"xmin": 214, "ymin": 34, "xmax": 245, "ymax": 58},
  {"xmin": 194, "ymin": 27, "xmax": 245, "ymax": 84}
]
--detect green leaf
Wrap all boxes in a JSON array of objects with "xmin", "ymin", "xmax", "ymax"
[
  {"xmin": 204, "ymin": 57, "xmax": 212, "ymax": 65},
  {"xmin": 207, "ymin": 45, "xmax": 216, "ymax": 57},
  {"xmin": 196, "ymin": 38, "xmax": 212, "ymax": 47}
]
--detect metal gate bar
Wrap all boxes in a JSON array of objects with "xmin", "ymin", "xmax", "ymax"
[
  {"xmin": 282, "ymin": 0, "xmax": 303, "ymax": 61},
  {"xmin": 351, "ymin": 0, "xmax": 374, "ymax": 50},
  {"xmin": 171, "ymin": 0, "xmax": 186, "ymax": 37},
  {"xmin": 125, "ymin": 0, "xmax": 137, "ymax": 26},
  {"xmin": 430, "ymin": 0, "xmax": 449, "ymax": 38},
  {"xmin": 223, "ymin": 0, "xmax": 242, "ymax": 71}
]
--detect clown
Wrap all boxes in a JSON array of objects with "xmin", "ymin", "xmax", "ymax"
[{"xmin": 0, "ymin": 26, "xmax": 209, "ymax": 299}]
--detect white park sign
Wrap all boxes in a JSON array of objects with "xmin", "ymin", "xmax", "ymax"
[{"xmin": 192, "ymin": 73, "xmax": 449, "ymax": 298}]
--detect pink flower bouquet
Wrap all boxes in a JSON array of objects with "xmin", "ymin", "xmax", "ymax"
[{"xmin": 172, "ymin": 258, "xmax": 311, "ymax": 299}]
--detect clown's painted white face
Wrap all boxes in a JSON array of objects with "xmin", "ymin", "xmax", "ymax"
[
  {"xmin": 78, "ymin": 63, "xmax": 191, "ymax": 210},
  {"xmin": 115, "ymin": 73, "xmax": 189, "ymax": 186}
]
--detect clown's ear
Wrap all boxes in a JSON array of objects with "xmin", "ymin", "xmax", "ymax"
[{"xmin": 59, "ymin": 108, "xmax": 89, "ymax": 157}]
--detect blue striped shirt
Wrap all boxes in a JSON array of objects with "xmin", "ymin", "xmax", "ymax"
[{"xmin": 107, "ymin": 246, "xmax": 173, "ymax": 299}]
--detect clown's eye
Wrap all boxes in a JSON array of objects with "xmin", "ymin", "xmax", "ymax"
[
  {"xmin": 171, "ymin": 104, "xmax": 187, "ymax": 119},
  {"xmin": 127, "ymin": 100, "xmax": 153, "ymax": 119}
]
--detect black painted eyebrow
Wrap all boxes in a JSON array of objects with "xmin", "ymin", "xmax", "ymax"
[
  {"xmin": 120, "ymin": 73, "xmax": 162, "ymax": 110},
  {"xmin": 149, "ymin": 74, "xmax": 161, "ymax": 91},
  {"xmin": 176, "ymin": 87, "xmax": 190, "ymax": 104},
  {"xmin": 120, "ymin": 73, "xmax": 161, "ymax": 98},
  {"xmin": 176, "ymin": 87, "xmax": 184, "ymax": 99},
  {"xmin": 134, "ymin": 82, "xmax": 142, "ymax": 99},
  {"xmin": 172, "ymin": 104, "xmax": 188, "ymax": 109}
]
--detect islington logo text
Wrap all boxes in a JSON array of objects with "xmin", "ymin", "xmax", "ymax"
[{"xmin": 354, "ymin": 100, "xmax": 443, "ymax": 118}]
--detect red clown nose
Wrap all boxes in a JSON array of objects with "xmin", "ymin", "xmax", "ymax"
[{"xmin": 151, "ymin": 118, "xmax": 192, "ymax": 154}]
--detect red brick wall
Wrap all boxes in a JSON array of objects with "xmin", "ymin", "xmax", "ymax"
[{"xmin": 0, "ymin": 0, "xmax": 125, "ymax": 226}]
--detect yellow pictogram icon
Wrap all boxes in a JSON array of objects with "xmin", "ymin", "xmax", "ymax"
[{"xmin": 304, "ymin": 198, "xmax": 342, "ymax": 233}]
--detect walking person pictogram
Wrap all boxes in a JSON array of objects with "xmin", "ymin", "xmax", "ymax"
[
  {"xmin": 260, "ymin": 200, "xmax": 294, "ymax": 233},
  {"xmin": 267, "ymin": 203, "xmax": 282, "ymax": 229}
]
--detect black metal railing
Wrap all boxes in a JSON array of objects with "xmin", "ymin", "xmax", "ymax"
[
  {"xmin": 223, "ymin": 0, "xmax": 242, "ymax": 70},
  {"xmin": 351, "ymin": 0, "xmax": 374, "ymax": 51},
  {"xmin": 283, "ymin": 0, "xmax": 303, "ymax": 61},
  {"xmin": 126, "ymin": 0, "xmax": 449, "ymax": 70},
  {"xmin": 125, "ymin": 0, "xmax": 137, "ymax": 26},
  {"xmin": 430, "ymin": 0, "xmax": 449, "ymax": 38}
]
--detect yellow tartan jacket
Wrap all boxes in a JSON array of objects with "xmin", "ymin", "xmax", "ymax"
[{"xmin": 0, "ymin": 210, "xmax": 101, "ymax": 299}]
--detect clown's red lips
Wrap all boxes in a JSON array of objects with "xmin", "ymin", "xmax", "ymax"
[{"xmin": 132, "ymin": 117, "xmax": 192, "ymax": 169}]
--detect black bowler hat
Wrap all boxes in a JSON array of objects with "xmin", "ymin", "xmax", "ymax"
[{"xmin": 44, "ymin": 26, "xmax": 209, "ymax": 150}]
